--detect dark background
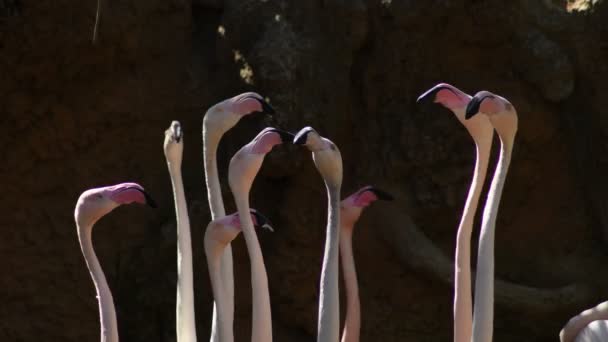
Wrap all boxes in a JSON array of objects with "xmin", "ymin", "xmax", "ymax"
[{"xmin": 2, "ymin": 0, "xmax": 608, "ymax": 341}]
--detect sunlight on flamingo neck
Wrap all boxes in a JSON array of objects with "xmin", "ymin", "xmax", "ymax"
[
  {"xmin": 471, "ymin": 137, "xmax": 513, "ymax": 342},
  {"xmin": 453, "ymin": 127, "xmax": 493, "ymax": 342},
  {"xmin": 77, "ymin": 223, "xmax": 119, "ymax": 342},
  {"xmin": 318, "ymin": 185, "xmax": 342, "ymax": 342},
  {"xmin": 167, "ymin": 157, "xmax": 198, "ymax": 342}
]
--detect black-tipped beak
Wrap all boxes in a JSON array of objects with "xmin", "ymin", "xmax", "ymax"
[
  {"xmin": 416, "ymin": 84, "xmax": 457, "ymax": 105},
  {"xmin": 250, "ymin": 209, "xmax": 274, "ymax": 232},
  {"xmin": 270, "ymin": 128, "xmax": 295, "ymax": 143},
  {"xmin": 369, "ymin": 187, "xmax": 395, "ymax": 201},
  {"xmin": 132, "ymin": 187, "xmax": 157, "ymax": 208},
  {"xmin": 252, "ymin": 97, "xmax": 275, "ymax": 115},
  {"xmin": 293, "ymin": 127, "xmax": 315, "ymax": 145},
  {"xmin": 465, "ymin": 94, "xmax": 492, "ymax": 120},
  {"xmin": 171, "ymin": 121, "xmax": 182, "ymax": 143}
]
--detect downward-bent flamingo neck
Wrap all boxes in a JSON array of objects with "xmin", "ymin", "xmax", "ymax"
[
  {"xmin": 453, "ymin": 114, "xmax": 493, "ymax": 342},
  {"xmin": 471, "ymin": 137, "xmax": 513, "ymax": 342},
  {"xmin": 77, "ymin": 224, "xmax": 119, "ymax": 342},
  {"xmin": 318, "ymin": 184, "xmax": 342, "ymax": 342},
  {"xmin": 167, "ymin": 156, "xmax": 197, "ymax": 342},
  {"xmin": 339, "ymin": 222, "xmax": 359, "ymax": 342},
  {"xmin": 202, "ymin": 121, "xmax": 234, "ymax": 342}
]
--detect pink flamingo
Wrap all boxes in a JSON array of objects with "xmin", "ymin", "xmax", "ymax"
[
  {"xmin": 339, "ymin": 186, "xmax": 393, "ymax": 342},
  {"xmin": 293, "ymin": 126, "xmax": 343, "ymax": 342},
  {"xmin": 75, "ymin": 182, "xmax": 156, "ymax": 342},
  {"xmin": 164, "ymin": 121, "xmax": 198, "ymax": 342},
  {"xmin": 202, "ymin": 92, "xmax": 274, "ymax": 342},
  {"xmin": 204, "ymin": 210, "xmax": 274, "ymax": 342},
  {"xmin": 228, "ymin": 127, "xmax": 293, "ymax": 342},
  {"xmin": 417, "ymin": 83, "xmax": 494, "ymax": 342},
  {"xmin": 465, "ymin": 91, "xmax": 518, "ymax": 342}
]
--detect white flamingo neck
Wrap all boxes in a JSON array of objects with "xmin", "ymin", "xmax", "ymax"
[
  {"xmin": 204, "ymin": 230, "xmax": 234, "ymax": 342},
  {"xmin": 471, "ymin": 139, "xmax": 513, "ymax": 342},
  {"xmin": 339, "ymin": 226, "xmax": 360, "ymax": 342},
  {"xmin": 168, "ymin": 160, "xmax": 198, "ymax": 342},
  {"xmin": 317, "ymin": 185, "xmax": 342, "ymax": 342},
  {"xmin": 233, "ymin": 194, "xmax": 273, "ymax": 342},
  {"xmin": 203, "ymin": 128, "xmax": 233, "ymax": 342},
  {"xmin": 77, "ymin": 224, "xmax": 119, "ymax": 342},
  {"xmin": 453, "ymin": 136, "xmax": 492, "ymax": 342}
]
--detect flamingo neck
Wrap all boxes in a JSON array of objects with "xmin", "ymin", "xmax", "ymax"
[
  {"xmin": 203, "ymin": 129, "xmax": 234, "ymax": 342},
  {"xmin": 204, "ymin": 235, "xmax": 234, "ymax": 342},
  {"xmin": 318, "ymin": 184, "xmax": 342, "ymax": 342},
  {"xmin": 471, "ymin": 138, "xmax": 513, "ymax": 342},
  {"xmin": 77, "ymin": 223, "xmax": 119, "ymax": 342},
  {"xmin": 167, "ymin": 161, "xmax": 197, "ymax": 342},
  {"xmin": 339, "ymin": 226, "xmax": 360, "ymax": 342},
  {"xmin": 453, "ymin": 136, "xmax": 492, "ymax": 342},
  {"xmin": 233, "ymin": 193, "xmax": 273, "ymax": 342}
]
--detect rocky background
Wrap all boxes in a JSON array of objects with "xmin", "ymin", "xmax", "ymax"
[{"xmin": 2, "ymin": 0, "xmax": 608, "ymax": 341}]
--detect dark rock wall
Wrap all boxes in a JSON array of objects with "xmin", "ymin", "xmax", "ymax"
[{"xmin": 2, "ymin": 1, "xmax": 608, "ymax": 341}]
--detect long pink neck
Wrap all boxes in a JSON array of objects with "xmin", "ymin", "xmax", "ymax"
[
  {"xmin": 472, "ymin": 138, "xmax": 513, "ymax": 342},
  {"xmin": 454, "ymin": 135, "xmax": 492, "ymax": 342},
  {"xmin": 203, "ymin": 130, "xmax": 234, "ymax": 342},
  {"xmin": 77, "ymin": 224, "xmax": 119, "ymax": 342},
  {"xmin": 318, "ymin": 184, "xmax": 341, "ymax": 342},
  {"xmin": 204, "ymin": 238, "xmax": 234, "ymax": 342},
  {"xmin": 234, "ymin": 194, "xmax": 273, "ymax": 342},
  {"xmin": 340, "ymin": 226, "xmax": 359, "ymax": 342},
  {"xmin": 167, "ymin": 161, "xmax": 197, "ymax": 342}
]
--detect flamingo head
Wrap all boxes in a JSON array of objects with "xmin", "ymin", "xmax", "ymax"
[
  {"xmin": 228, "ymin": 127, "xmax": 293, "ymax": 195},
  {"xmin": 466, "ymin": 90, "xmax": 518, "ymax": 140},
  {"xmin": 75, "ymin": 182, "xmax": 156, "ymax": 227},
  {"xmin": 207, "ymin": 209, "xmax": 274, "ymax": 245},
  {"xmin": 203, "ymin": 92, "xmax": 275, "ymax": 139},
  {"xmin": 417, "ymin": 83, "xmax": 471, "ymax": 113},
  {"xmin": 293, "ymin": 126, "xmax": 343, "ymax": 187},
  {"xmin": 417, "ymin": 83, "xmax": 493, "ymax": 142},
  {"xmin": 341, "ymin": 186, "xmax": 394, "ymax": 228},
  {"xmin": 163, "ymin": 120, "xmax": 183, "ymax": 164}
]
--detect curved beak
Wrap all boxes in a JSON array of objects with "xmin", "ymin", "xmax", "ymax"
[
  {"xmin": 250, "ymin": 209, "xmax": 274, "ymax": 232},
  {"xmin": 269, "ymin": 128, "xmax": 295, "ymax": 143},
  {"xmin": 293, "ymin": 127, "xmax": 315, "ymax": 145},
  {"xmin": 246, "ymin": 96, "xmax": 275, "ymax": 115},
  {"xmin": 416, "ymin": 85, "xmax": 447, "ymax": 105},
  {"xmin": 368, "ymin": 187, "xmax": 395, "ymax": 201},
  {"xmin": 465, "ymin": 93, "xmax": 493, "ymax": 119},
  {"xmin": 138, "ymin": 188, "xmax": 158, "ymax": 208}
]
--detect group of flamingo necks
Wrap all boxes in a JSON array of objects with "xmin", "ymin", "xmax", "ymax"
[{"xmin": 73, "ymin": 85, "xmax": 602, "ymax": 342}]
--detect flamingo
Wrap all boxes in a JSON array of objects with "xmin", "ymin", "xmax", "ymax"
[
  {"xmin": 417, "ymin": 83, "xmax": 494, "ymax": 342},
  {"xmin": 560, "ymin": 301, "xmax": 608, "ymax": 342},
  {"xmin": 204, "ymin": 209, "xmax": 274, "ymax": 342},
  {"xmin": 293, "ymin": 126, "xmax": 343, "ymax": 342},
  {"xmin": 465, "ymin": 91, "xmax": 518, "ymax": 342},
  {"xmin": 339, "ymin": 186, "xmax": 393, "ymax": 342},
  {"xmin": 202, "ymin": 92, "xmax": 274, "ymax": 342},
  {"xmin": 163, "ymin": 121, "xmax": 198, "ymax": 342},
  {"xmin": 228, "ymin": 127, "xmax": 293, "ymax": 342},
  {"xmin": 75, "ymin": 182, "xmax": 156, "ymax": 342}
]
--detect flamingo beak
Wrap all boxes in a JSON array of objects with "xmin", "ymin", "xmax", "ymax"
[
  {"xmin": 269, "ymin": 128, "xmax": 295, "ymax": 143},
  {"xmin": 368, "ymin": 187, "xmax": 395, "ymax": 201},
  {"xmin": 246, "ymin": 96, "xmax": 275, "ymax": 115},
  {"xmin": 465, "ymin": 93, "xmax": 492, "ymax": 119},
  {"xmin": 250, "ymin": 209, "xmax": 274, "ymax": 232},
  {"xmin": 293, "ymin": 127, "xmax": 315, "ymax": 145}
]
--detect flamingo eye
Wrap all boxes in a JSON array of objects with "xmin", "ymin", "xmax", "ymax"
[{"xmin": 96, "ymin": 194, "xmax": 103, "ymax": 199}]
